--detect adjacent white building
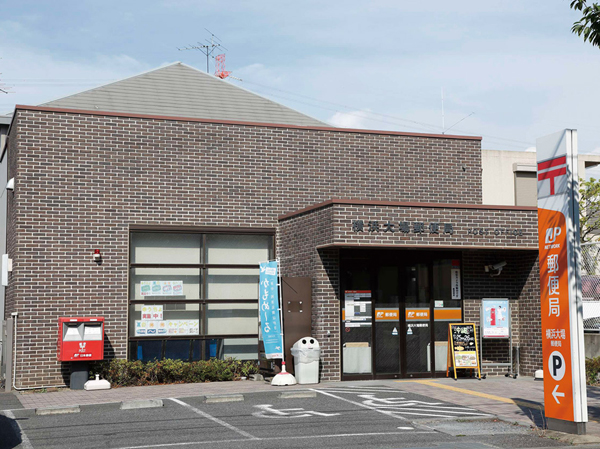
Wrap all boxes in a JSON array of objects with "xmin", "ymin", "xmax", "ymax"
[{"xmin": 482, "ymin": 149, "xmax": 600, "ymax": 206}]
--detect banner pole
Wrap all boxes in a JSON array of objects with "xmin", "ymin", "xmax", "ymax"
[{"xmin": 277, "ymin": 258, "xmax": 285, "ymax": 363}]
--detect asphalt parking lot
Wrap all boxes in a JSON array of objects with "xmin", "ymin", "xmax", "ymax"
[{"xmin": 0, "ymin": 384, "xmax": 571, "ymax": 449}]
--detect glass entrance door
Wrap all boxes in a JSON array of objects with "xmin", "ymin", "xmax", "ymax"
[
  {"xmin": 341, "ymin": 262, "xmax": 373, "ymax": 376},
  {"xmin": 340, "ymin": 250, "xmax": 462, "ymax": 380},
  {"xmin": 374, "ymin": 266, "xmax": 400, "ymax": 374},
  {"xmin": 404, "ymin": 263, "xmax": 432, "ymax": 375}
]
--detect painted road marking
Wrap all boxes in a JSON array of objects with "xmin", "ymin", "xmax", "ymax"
[
  {"xmin": 2, "ymin": 410, "xmax": 33, "ymax": 449},
  {"xmin": 404, "ymin": 380, "xmax": 543, "ymax": 409},
  {"xmin": 168, "ymin": 398, "xmax": 258, "ymax": 440},
  {"xmin": 317, "ymin": 386, "xmax": 400, "ymax": 394},
  {"xmin": 319, "ymin": 386, "xmax": 490, "ymax": 419},
  {"xmin": 313, "ymin": 388, "xmax": 411, "ymax": 421},
  {"xmin": 252, "ymin": 404, "xmax": 341, "ymax": 418},
  {"xmin": 357, "ymin": 394, "xmax": 489, "ymax": 417}
]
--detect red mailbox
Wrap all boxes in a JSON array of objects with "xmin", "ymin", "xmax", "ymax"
[{"xmin": 58, "ymin": 317, "xmax": 105, "ymax": 362}]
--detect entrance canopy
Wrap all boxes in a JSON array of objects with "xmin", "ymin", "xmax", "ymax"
[{"xmin": 279, "ymin": 199, "xmax": 538, "ymax": 251}]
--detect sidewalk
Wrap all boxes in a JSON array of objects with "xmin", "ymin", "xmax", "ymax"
[{"xmin": 5, "ymin": 375, "xmax": 600, "ymax": 440}]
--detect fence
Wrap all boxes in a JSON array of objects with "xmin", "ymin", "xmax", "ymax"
[{"xmin": 582, "ymin": 242, "xmax": 600, "ymax": 332}]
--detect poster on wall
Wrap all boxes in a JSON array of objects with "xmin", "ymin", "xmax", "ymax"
[
  {"xmin": 481, "ymin": 299, "xmax": 510, "ymax": 338},
  {"xmin": 344, "ymin": 291, "xmax": 372, "ymax": 327},
  {"xmin": 259, "ymin": 260, "xmax": 283, "ymax": 359},
  {"xmin": 451, "ymin": 260, "xmax": 461, "ymax": 299},
  {"xmin": 135, "ymin": 319, "xmax": 199, "ymax": 336},
  {"xmin": 140, "ymin": 281, "xmax": 184, "ymax": 296},
  {"xmin": 141, "ymin": 305, "xmax": 163, "ymax": 321}
]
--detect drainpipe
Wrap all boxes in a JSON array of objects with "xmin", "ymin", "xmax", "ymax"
[{"xmin": 12, "ymin": 312, "xmax": 66, "ymax": 390}]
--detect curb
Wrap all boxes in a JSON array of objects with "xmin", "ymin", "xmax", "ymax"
[
  {"xmin": 278, "ymin": 391, "xmax": 317, "ymax": 399},
  {"xmin": 545, "ymin": 430, "xmax": 600, "ymax": 446},
  {"xmin": 205, "ymin": 394, "xmax": 244, "ymax": 404},
  {"xmin": 120, "ymin": 399, "xmax": 164, "ymax": 410},
  {"xmin": 36, "ymin": 405, "xmax": 81, "ymax": 415}
]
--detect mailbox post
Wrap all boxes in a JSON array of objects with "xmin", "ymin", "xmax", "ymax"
[{"xmin": 58, "ymin": 317, "xmax": 105, "ymax": 389}]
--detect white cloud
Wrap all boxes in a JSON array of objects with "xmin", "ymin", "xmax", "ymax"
[
  {"xmin": 525, "ymin": 147, "xmax": 536, "ymax": 152},
  {"xmin": 0, "ymin": 45, "xmax": 150, "ymax": 113},
  {"xmin": 328, "ymin": 110, "xmax": 373, "ymax": 129}
]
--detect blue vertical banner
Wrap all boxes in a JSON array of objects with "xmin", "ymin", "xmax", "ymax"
[{"xmin": 259, "ymin": 260, "xmax": 283, "ymax": 359}]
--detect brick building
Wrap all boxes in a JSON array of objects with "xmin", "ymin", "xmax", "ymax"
[{"xmin": 1, "ymin": 63, "xmax": 541, "ymax": 388}]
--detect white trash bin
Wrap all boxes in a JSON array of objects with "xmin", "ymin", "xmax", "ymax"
[{"xmin": 291, "ymin": 337, "xmax": 320, "ymax": 384}]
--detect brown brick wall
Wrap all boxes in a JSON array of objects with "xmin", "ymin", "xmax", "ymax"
[
  {"xmin": 462, "ymin": 250, "xmax": 541, "ymax": 377},
  {"xmin": 278, "ymin": 206, "xmax": 341, "ymax": 380},
  {"xmin": 332, "ymin": 204, "xmax": 537, "ymax": 248},
  {"xmin": 280, "ymin": 203, "xmax": 541, "ymax": 380},
  {"xmin": 5, "ymin": 108, "xmax": 493, "ymax": 386}
]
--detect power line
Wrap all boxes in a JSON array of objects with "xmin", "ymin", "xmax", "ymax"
[
  {"xmin": 444, "ymin": 112, "xmax": 474, "ymax": 134},
  {"xmin": 240, "ymin": 79, "xmax": 441, "ymax": 132},
  {"xmin": 236, "ymin": 78, "xmax": 534, "ymax": 147}
]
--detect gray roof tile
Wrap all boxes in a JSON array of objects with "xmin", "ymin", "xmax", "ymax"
[{"xmin": 42, "ymin": 62, "xmax": 327, "ymax": 127}]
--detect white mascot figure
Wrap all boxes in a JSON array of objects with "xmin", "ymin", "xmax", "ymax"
[{"xmin": 291, "ymin": 337, "xmax": 320, "ymax": 384}]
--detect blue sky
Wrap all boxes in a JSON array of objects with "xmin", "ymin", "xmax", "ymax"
[{"xmin": 1, "ymin": 0, "xmax": 599, "ymax": 154}]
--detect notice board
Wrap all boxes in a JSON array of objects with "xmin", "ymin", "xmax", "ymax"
[
  {"xmin": 481, "ymin": 299, "xmax": 510, "ymax": 338},
  {"xmin": 447, "ymin": 323, "xmax": 481, "ymax": 379}
]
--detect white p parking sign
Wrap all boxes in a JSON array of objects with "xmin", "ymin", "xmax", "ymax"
[{"xmin": 549, "ymin": 351, "xmax": 566, "ymax": 381}]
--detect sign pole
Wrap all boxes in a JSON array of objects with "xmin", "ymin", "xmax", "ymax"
[
  {"xmin": 276, "ymin": 258, "xmax": 285, "ymax": 363},
  {"xmin": 537, "ymin": 129, "xmax": 587, "ymax": 435}
]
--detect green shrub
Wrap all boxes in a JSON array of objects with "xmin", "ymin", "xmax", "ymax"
[
  {"xmin": 90, "ymin": 358, "xmax": 258, "ymax": 387},
  {"xmin": 586, "ymin": 356, "xmax": 600, "ymax": 385}
]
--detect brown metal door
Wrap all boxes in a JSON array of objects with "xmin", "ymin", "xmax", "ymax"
[{"xmin": 282, "ymin": 277, "xmax": 312, "ymax": 374}]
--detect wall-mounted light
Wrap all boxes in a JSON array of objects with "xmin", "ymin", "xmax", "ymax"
[
  {"xmin": 93, "ymin": 249, "xmax": 102, "ymax": 264},
  {"xmin": 6, "ymin": 178, "xmax": 14, "ymax": 190}
]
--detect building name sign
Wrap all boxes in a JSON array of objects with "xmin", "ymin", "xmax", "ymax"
[
  {"xmin": 351, "ymin": 220, "xmax": 524, "ymax": 238},
  {"xmin": 467, "ymin": 228, "xmax": 524, "ymax": 237},
  {"xmin": 352, "ymin": 220, "xmax": 454, "ymax": 235}
]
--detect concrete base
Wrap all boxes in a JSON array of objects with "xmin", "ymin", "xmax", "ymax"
[
  {"xmin": 204, "ymin": 394, "xmax": 244, "ymax": 403},
  {"xmin": 70, "ymin": 362, "xmax": 89, "ymax": 390},
  {"xmin": 547, "ymin": 417, "xmax": 586, "ymax": 435},
  {"xmin": 120, "ymin": 399, "xmax": 164, "ymax": 410},
  {"xmin": 36, "ymin": 405, "xmax": 80, "ymax": 416}
]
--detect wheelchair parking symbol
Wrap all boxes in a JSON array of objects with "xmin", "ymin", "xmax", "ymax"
[{"xmin": 252, "ymin": 404, "xmax": 340, "ymax": 419}]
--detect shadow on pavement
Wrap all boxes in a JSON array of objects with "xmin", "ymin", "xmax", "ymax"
[
  {"xmin": 515, "ymin": 400, "xmax": 546, "ymax": 429},
  {"xmin": 0, "ymin": 413, "xmax": 23, "ymax": 449}
]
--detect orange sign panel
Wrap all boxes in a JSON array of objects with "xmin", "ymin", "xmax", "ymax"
[
  {"xmin": 406, "ymin": 309, "xmax": 429, "ymax": 320},
  {"xmin": 375, "ymin": 309, "xmax": 399, "ymax": 321},
  {"xmin": 538, "ymin": 208, "xmax": 574, "ymax": 421},
  {"xmin": 434, "ymin": 308, "xmax": 462, "ymax": 321}
]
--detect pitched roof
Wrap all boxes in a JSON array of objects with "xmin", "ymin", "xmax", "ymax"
[{"xmin": 41, "ymin": 62, "xmax": 327, "ymax": 127}]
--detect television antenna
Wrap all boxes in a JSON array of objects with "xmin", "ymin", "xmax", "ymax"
[
  {"xmin": 178, "ymin": 29, "xmax": 228, "ymax": 73},
  {"xmin": 0, "ymin": 74, "xmax": 11, "ymax": 94},
  {"xmin": 213, "ymin": 54, "xmax": 242, "ymax": 81}
]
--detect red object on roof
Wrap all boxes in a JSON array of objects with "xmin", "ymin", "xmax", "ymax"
[{"xmin": 215, "ymin": 54, "xmax": 231, "ymax": 79}]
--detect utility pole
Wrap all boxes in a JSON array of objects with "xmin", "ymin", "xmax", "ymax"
[{"xmin": 178, "ymin": 29, "xmax": 228, "ymax": 73}]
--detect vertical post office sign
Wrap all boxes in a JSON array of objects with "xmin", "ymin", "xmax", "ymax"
[{"xmin": 537, "ymin": 130, "xmax": 587, "ymax": 430}]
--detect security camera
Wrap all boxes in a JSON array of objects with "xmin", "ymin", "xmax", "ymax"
[
  {"xmin": 491, "ymin": 261, "xmax": 507, "ymax": 270},
  {"xmin": 485, "ymin": 261, "xmax": 506, "ymax": 277}
]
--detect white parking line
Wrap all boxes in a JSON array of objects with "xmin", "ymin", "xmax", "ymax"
[
  {"xmin": 2, "ymin": 410, "xmax": 33, "ymax": 449},
  {"xmin": 168, "ymin": 398, "xmax": 258, "ymax": 440},
  {"xmin": 113, "ymin": 431, "xmax": 433, "ymax": 449}
]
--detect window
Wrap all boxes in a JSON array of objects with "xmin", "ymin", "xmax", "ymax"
[
  {"xmin": 513, "ymin": 167, "xmax": 537, "ymax": 207},
  {"xmin": 128, "ymin": 230, "xmax": 273, "ymax": 362}
]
